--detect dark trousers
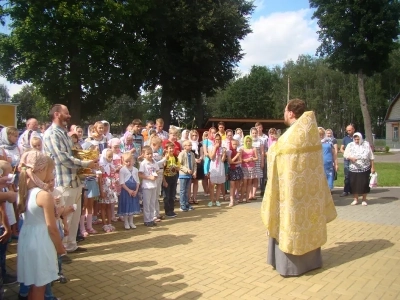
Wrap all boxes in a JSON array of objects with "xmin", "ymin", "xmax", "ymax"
[
  {"xmin": 344, "ymin": 160, "xmax": 351, "ymax": 193},
  {"xmin": 163, "ymin": 174, "xmax": 178, "ymax": 214},
  {"xmin": 260, "ymin": 162, "xmax": 267, "ymax": 195},
  {"xmin": 0, "ymin": 228, "xmax": 8, "ymax": 278}
]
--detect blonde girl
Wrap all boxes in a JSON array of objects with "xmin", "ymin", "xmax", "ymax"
[
  {"xmin": 86, "ymin": 121, "xmax": 108, "ymax": 153},
  {"xmin": 203, "ymin": 127, "xmax": 216, "ymax": 196},
  {"xmin": 30, "ymin": 136, "xmax": 43, "ymax": 152},
  {"xmin": 241, "ymin": 135, "xmax": 258, "ymax": 203},
  {"xmin": 267, "ymin": 128, "xmax": 278, "ymax": 148},
  {"xmin": 79, "ymin": 142, "xmax": 100, "ymax": 237},
  {"xmin": 17, "ymin": 151, "xmax": 65, "ymax": 299},
  {"xmin": 118, "ymin": 152, "xmax": 140, "ymax": 229},
  {"xmin": 99, "ymin": 149, "xmax": 119, "ymax": 232},
  {"xmin": 208, "ymin": 133, "xmax": 226, "ymax": 207},
  {"xmin": 250, "ymin": 127, "xmax": 264, "ymax": 199},
  {"xmin": 235, "ymin": 128, "xmax": 244, "ymax": 146},
  {"xmin": 227, "ymin": 139, "xmax": 243, "ymax": 206},
  {"xmin": 189, "ymin": 130, "xmax": 204, "ymax": 204},
  {"xmin": 109, "ymin": 138, "xmax": 123, "ymax": 222},
  {"xmin": 0, "ymin": 126, "xmax": 21, "ymax": 238}
]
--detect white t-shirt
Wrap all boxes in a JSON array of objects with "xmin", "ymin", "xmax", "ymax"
[
  {"xmin": 139, "ymin": 160, "xmax": 160, "ymax": 189},
  {"xmin": 119, "ymin": 166, "xmax": 140, "ymax": 185}
]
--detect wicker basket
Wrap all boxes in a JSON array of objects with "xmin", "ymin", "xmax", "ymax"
[{"xmin": 72, "ymin": 149, "xmax": 99, "ymax": 161}]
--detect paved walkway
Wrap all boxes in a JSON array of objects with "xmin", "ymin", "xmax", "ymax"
[{"xmin": 5, "ymin": 187, "xmax": 400, "ymax": 299}]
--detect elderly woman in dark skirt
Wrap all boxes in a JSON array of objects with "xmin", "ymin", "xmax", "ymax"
[{"xmin": 343, "ymin": 132, "xmax": 375, "ymax": 206}]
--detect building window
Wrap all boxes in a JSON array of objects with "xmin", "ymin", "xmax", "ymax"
[{"xmin": 394, "ymin": 126, "xmax": 399, "ymax": 141}]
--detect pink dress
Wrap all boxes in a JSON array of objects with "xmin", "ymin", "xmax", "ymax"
[{"xmin": 241, "ymin": 149, "xmax": 256, "ymax": 179}]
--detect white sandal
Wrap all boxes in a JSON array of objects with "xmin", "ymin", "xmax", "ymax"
[{"xmin": 351, "ymin": 200, "xmax": 358, "ymax": 205}]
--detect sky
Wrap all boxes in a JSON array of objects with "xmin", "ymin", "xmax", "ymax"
[{"xmin": 0, "ymin": 0, "xmax": 318, "ymax": 97}]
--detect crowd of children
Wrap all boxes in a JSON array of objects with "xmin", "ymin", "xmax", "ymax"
[{"xmin": 0, "ymin": 117, "xmax": 279, "ymax": 299}]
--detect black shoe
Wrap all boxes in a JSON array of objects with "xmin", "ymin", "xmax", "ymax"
[
  {"xmin": 76, "ymin": 236, "xmax": 85, "ymax": 242},
  {"xmin": 61, "ymin": 255, "xmax": 72, "ymax": 264},
  {"xmin": 340, "ymin": 192, "xmax": 349, "ymax": 197},
  {"xmin": 67, "ymin": 247, "xmax": 87, "ymax": 253},
  {"xmin": 3, "ymin": 273, "xmax": 17, "ymax": 285},
  {"xmin": 18, "ymin": 294, "xmax": 28, "ymax": 300}
]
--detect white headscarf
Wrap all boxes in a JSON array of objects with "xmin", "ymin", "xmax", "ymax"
[
  {"xmin": 99, "ymin": 148, "xmax": 113, "ymax": 175},
  {"xmin": 189, "ymin": 131, "xmax": 199, "ymax": 155},
  {"xmin": 180, "ymin": 129, "xmax": 189, "ymax": 144}
]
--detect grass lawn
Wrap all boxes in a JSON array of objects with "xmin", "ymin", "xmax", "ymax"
[{"xmin": 335, "ymin": 163, "xmax": 400, "ymax": 187}]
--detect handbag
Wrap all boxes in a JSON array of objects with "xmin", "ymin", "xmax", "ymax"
[{"xmin": 369, "ymin": 172, "xmax": 378, "ymax": 188}]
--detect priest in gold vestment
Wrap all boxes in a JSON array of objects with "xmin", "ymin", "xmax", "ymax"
[{"xmin": 261, "ymin": 99, "xmax": 337, "ymax": 276}]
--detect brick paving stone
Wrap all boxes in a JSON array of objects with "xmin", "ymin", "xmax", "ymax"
[{"xmin": 3, "ymin": 188, "xmax": 400, "ymax": 299}]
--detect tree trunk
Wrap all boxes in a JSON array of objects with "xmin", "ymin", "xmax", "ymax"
[
  {"xmin": 160, "ymin": 88, "xmax": 173, "ymax": 131},
  {"xmin": 194, "ymin": 93, "xmax": 204, "ymax": 128},
  {"xmin": 67, "ymin": 47, "xmax": 82, "ymax": 125},
  {"xmin": 357, "ymin": 70, "xmax": 374, "ymax": 148},
  {"xmin": 68, "ymin": 82, "xmax": 82, "ymax": 126}
]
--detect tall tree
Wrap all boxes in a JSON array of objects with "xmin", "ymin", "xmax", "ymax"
[
  {"xmin": 310, "ymin": 0, "xmax": 400, "ymax": 144},
  {"xmin": 208, "ymin": 66, "xmax": 279, "ymax": 119},
  {"xmin": 143, "ymin": 0, "xmax": 253, "ymax": 130},
  {"xmin": 0, "ymin": 83, "xmax": 9, "ymax": 102},
  {"xmin": 0, "ymin": 1, "xmax": 151, "ymax": 124},
  {"xmin": 10, "ymin": 85, "xmax": 51, "ymax": 127}
]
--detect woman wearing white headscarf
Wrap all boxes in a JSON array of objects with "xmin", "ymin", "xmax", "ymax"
[
  {"xmin": 343, "ymin": 132, "xmax": 375, "ymax": 206},
  {"xmin": 179, "ymin": 129, "xmax": 189, "ymax": 147}
]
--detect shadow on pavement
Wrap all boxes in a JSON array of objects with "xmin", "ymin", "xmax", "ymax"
[
  {"xmin": 318, "ymin": 239, "xmax": 394, "ymax": 271},
  {"xmin": 58, "ymin": 259, "xmax": 202, "ymax": 300}
]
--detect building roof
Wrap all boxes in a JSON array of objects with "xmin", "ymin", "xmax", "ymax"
[
  {"xmin": 204, "ymin": 117, "xmax": 286, "ymax": 131},
  {"xmin": 384, "ymin": 92, "xmax": 400, "ymax": 122}
]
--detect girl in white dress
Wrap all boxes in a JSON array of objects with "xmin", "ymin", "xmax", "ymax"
[
  {"xmin": 17, "ymin": 151, "xmax": 65, "ymax": 299},
  {"xmin": 208, "ymin": 134, "xmax": 226, "ymax": 207}
]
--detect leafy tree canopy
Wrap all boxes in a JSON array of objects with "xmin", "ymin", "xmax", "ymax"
[{"xmin": 310, "ymin": 0, "xmax": 400, "ymax": 76}]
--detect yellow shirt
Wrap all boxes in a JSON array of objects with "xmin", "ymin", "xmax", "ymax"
[{"xmin": 163, "ymin": 155, "xmax": 181, "ymax": 177}]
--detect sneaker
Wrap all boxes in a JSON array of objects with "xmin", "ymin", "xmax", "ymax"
[
  {"xmin": 362, "ymin": 201, "xmax": 368, "ymax": 206},
  {"xmin": 152, "ymin": 221, "xmax": 157, "ymax": 226},
  {"xmin": 180, "ymin": 207, "xmax": 188, "ymax": 212},
  {"xmin": 129, "ymin": 223, "xmax": 137, "ymax": 229},
  {"xmin": 187, "ymin": 206, "xmax": 194, "ymax": 211},
  {"xmin": 58, "ymin": 274, "xmax": 68, "ymax": 284},
  {"xmin": 172, "ymin": 212, "xmax": 177, "ymax": 216},
  {"xmin": 208, "ymin": 201, "xmax": 213, "ymax": 207},
  {"xmin": 166, "ymin": 213, "xmax": 176, "ymax": 218},
  {"xmin": 351, "ymin": 200, "xmax": 358, "ymax": 205},
  {"xmin": 103, "ymin": 225, "xmax": 112, "ymax": 232},
  {"xmin": 3, "ymin": 273, "xmax": 17, "ymax": 285},
  {"xmin": 144, "ymin": 222, "xmax": 154, "ymax": 227},
  {"xmin": 215, "ymin": 201, "xmax": 221, "ymax": 207},
  {"xmin": 340, "ymin": 192, "xmax": 349, "ymax": 197}
]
